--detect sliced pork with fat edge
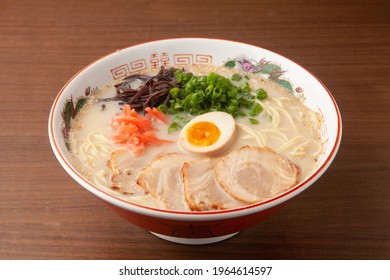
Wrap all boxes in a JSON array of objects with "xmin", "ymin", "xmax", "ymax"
[
  {"xmin": 137, "ymin": 152, "xmax": 192, "ymax": 211},
  {"xmin": 214, "ymin": 146, "xmax": 299, "ymax": 204},
  {"xmin": 182, "ymin": 157, "xmax": 246, "ymax": 211}
]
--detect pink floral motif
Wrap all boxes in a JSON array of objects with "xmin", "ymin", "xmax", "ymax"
[
  {"xmin": 238, "ymin": 59, "xmax": 261, "ymax": 73},
  {"xmin": 225, "ymin": 57, "xmax": 296, "ymax": 94}
]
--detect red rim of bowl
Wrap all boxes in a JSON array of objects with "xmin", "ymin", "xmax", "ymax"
[{"xmin": 48, "ymin": 38, "xmax": 342, "ymax": 221}]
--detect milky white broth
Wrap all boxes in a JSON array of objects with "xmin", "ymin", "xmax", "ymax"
[{"xmin": 69, "ymin": 65, "xmax": 323, "ymax": 210}]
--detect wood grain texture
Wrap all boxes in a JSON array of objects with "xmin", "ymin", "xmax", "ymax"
[{"xmin": 0, "ymin": 0, "xmax": 389, "ymax": 260}]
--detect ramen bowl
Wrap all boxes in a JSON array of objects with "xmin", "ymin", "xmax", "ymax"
[{"xmin": 48, "ymin": 38, "xmax": 341, "ymax": 245}]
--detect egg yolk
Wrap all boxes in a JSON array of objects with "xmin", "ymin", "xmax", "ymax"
[{"xmin": 186, "ymin": 122, "xmax": 221, "ymax": 147}]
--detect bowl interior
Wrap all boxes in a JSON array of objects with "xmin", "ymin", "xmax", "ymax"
[{"xmin": 49, "ymin": 38, "xmax": 341, "ymax": 219}]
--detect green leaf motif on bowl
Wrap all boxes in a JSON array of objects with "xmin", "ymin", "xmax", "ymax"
[
  {"xmin": 224, "ymin": 60, "xmax": 236, "ymax": 68},
  {"xmin": 61, "ymin": 86, "xmax": 98, "ymax": 150}
]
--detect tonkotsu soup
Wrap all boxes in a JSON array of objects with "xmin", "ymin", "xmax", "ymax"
[{"xmin": 68, "ymin": 65, "xmax": 324, "ymax": 211}]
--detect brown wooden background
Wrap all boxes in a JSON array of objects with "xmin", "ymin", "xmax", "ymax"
[{"xmin": 0, "ymin": 0, "xmax": 389, "ymax": 259}]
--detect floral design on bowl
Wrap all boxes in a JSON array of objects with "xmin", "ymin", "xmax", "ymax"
[
  {"xmin": 224, "ymin": 57, "xmax": 294, "ymax": 94},
  {"xmin": 61, "ymin": 86, "xmax": 99, "ymax": 150}
]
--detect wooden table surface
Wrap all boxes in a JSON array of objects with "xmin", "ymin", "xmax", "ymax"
[{"xmin": 0, "ymin": 0, "xmax": 389, "ymax": 260}]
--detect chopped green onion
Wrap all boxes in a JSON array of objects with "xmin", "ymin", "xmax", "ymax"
[
  {"xmin": 229, "ymin": 99, "xmax": 239, "ymax": 106},
  {"xmin": 256, "ymin": 88, "xmax": 268, "ymax": 100},
  {"xmin": 157, "ymin": 104, "xmax": 168, "ymax": 113},
  {"xmin": 249, "ymin": 102, "xmax": 263, "ymax": 116},
  {"xmin": 170, "ymin": 87, "xmax": 180, "ymax": 98},
  {"xmin": 212, "ymin": 86, "xmax": 222, "ymax": 100},
  {"xmin": 168, "ymin": 122, "xmax": 182, "ymax": 133},
  {"xmin": 191, "ymin": 90, "xmax": 204, "ymax": 106},
  {"xmin": 225, "ymin": 104, "xmax": 238, "ymax": 115},
  {"xmin": 167, "ymin": 69, "xmax": 267, "ymax": 118},
  {"xmin": 242, "ymin": 82, "xmax": 251, "ymax": 93},
  {"xmin": 249, "ymin": 118, "xmax": 259, "ymax": 124},
  {"xmin": 227, "ymin": 87, "xmax": 238, "ymax": 98},
  {"xmin": 205, "ymin": 84, "xmax": 214, "ymax": 96},
  {"xmin": 231, "ymin": 73, "xmax": 242, "ymax": 81}
]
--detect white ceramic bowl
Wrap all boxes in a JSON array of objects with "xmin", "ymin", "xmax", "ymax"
[{"xmin": 48, "ymin": 38, "xmax": 342, "ymax": 245}]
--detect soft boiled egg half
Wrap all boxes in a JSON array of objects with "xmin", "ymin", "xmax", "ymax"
[{"xmin": 178, "ymin": 112, "xmax": 236, "ymax": 155}]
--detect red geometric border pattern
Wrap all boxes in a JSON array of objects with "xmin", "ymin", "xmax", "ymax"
[
  {"xmin": 111, "ymin": 64, "xmax": 130, "ymax": 80},
  {"xmin": 174, "ymin": 54, "xmax": 193, "ymax": 65},
  {"xmin": 195, "ymin": 54, "xmax": 212, "ymax": 64},
  {"xmin": 129, "ymin": 59, "xmax": 147, "ymax": 73},
  {"xmin": 111, "ymin": 53, "xmax": 213, "ymax": 79}
]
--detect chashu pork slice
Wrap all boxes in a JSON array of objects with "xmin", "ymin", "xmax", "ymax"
[
  {"xmin": 214, "ymin": 146, "xmax": 300, "ymax": 204},
  {"xmin": 182, "ymin": 157, "xmax": 246, "ymax": 211},
  {"xmin": 108, "ymin": 149, "xmax": 145, "ymax": 195},
  {"xmin": 108, "ymin": 149, "xmax": 166, "ymax": 209},
  {"xmin": 137, "ymin": 153, "xmax": 191, "ymax": 211}
]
